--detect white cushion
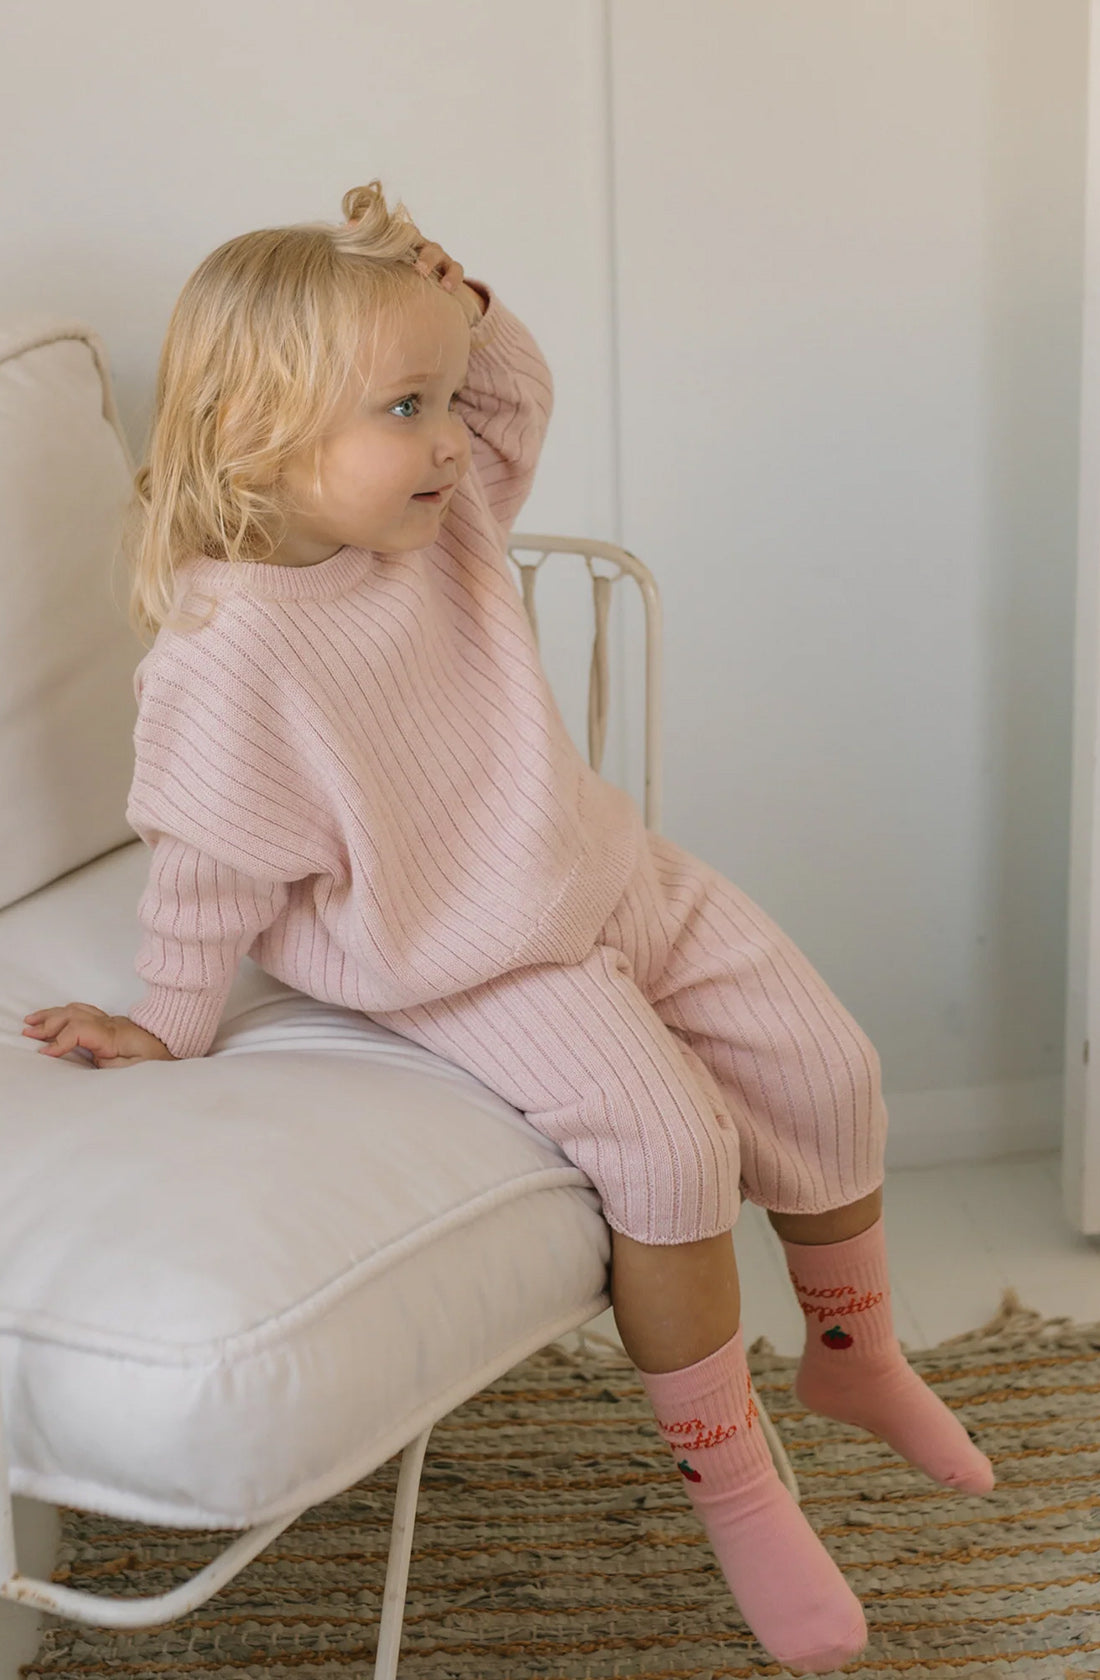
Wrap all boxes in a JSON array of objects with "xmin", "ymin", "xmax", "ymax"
[
  {"xmin": 0, "ymin": 319, "xmax": 144, "ymax": 911},
  {"xmin": 0, "ymin": 843, "xmax": 610, "ymax": 1528}
]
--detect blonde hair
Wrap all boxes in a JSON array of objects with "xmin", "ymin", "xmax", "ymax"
[{"xmin": 120, "ymin": 181, "xmax": 424, "ymax": 643}]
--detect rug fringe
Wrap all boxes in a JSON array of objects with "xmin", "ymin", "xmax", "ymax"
[{"xmin": 925, "ymin": 1283, "xmax": 1092, "ymax": 1349}]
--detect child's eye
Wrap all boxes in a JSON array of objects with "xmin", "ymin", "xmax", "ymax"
[{"xmin": 388, "ymin": 391, "xmax": 461, "ymax": 419}]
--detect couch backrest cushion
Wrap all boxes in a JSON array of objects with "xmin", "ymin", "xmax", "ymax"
[{"xmin": 0, "ymin": 319, "xmax": 144, "ymax": 910}]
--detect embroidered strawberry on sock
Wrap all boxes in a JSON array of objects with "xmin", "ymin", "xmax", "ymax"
[
  {"xmin": 822, "ymin": 1325, "xmax": 854, "ymax": 1349},
  {"xmin": 677, "ymin": 1458, "xmax": 702, "ymax": 1482}
]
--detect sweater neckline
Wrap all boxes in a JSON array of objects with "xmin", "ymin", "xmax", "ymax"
[{"xmin": 179, "ymin": 545, "xmax": 375, "ymax": 602}]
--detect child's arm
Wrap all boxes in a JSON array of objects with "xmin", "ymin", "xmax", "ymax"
[
  {"xmin": 125, "ymin": 834, "xmax": 293, "ymax": 1060},
  {"xmin": 23, "ymin": 840, "xmax": 289, "ymax": 1065},
  {"xmin": 410, "ymin": 240, "xmax": 555, "ymax": 537},
  {"xmin": 119, "ymin": 641, "xmax": 328, "ymax": 1058},
  {"xmin": 454, "ymin": 282, "xmax": 554, "ymax": 537}
]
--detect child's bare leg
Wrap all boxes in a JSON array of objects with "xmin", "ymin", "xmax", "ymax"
[
  {"xmin": 765, "ymin": 1182, "xmax": 996, "ymax": 1496},
  {"xmin": 610, "ymin": 1225, "xmax": 866, "ymax": 1675},
  {"xmin": 766, "ymin": 1184, "xmax": 882, "ymax": 1245},
  {"xmin": 610, "ymin": 1229, "xmax": 740, "ymax": 1372}
]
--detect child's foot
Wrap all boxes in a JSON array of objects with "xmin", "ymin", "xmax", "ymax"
[
  {"xmin": 779, "ymin": 1215, "xmax": 995, "ymax": 1495},
  {"xmin": 638, "ymin": 1326, "xmax": 867, "ymax": 1674}
]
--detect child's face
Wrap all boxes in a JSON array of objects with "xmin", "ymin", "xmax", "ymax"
[{"xmin": 273, "ymin": 282, "xmax": 471, "ymax": 565}]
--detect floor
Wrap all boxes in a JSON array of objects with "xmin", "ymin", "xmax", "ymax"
[{"xmin": 2, "ymin": 1149, "xmax": 1097, "ymax": 1679}]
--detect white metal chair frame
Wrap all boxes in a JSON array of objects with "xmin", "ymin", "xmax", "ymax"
[{"xmin": 0, "ymin": 536, "xmax": 800, "ymax": 1676}]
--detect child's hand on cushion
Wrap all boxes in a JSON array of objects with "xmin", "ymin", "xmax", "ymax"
[{"xmin": 22, "ymin": 1002, "xmax": 176, "ymax": 1068}]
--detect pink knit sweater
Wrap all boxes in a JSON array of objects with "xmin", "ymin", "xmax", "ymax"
[{"xmin": 126, "ymin": 284, "xmax": 646, "ymax": 1060}]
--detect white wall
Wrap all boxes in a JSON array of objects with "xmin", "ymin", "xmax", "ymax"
[
  {"xmin": 611, "ymin": 0, "xmax": 1089, "ymax": 1162},
  {"xmin": 0, "ymin": 0, "xmax": 1090, "ymax": 1169},
  {"xmin": 1, "ymin": 0, "xmax": 615, "ymax": 538}
]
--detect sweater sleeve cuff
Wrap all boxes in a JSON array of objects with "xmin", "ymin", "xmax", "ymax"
[
  {"xmin": 128, "ymin": 985, "xmax": 229, "ymax": 1061},
  {"xmin": 464, "ymin": 279, "xmax": 501, "ymax": 353}
]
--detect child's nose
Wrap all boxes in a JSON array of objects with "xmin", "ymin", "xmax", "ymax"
[{"xmin": 437, "ymin": 414, "xmax": 469, "ymax": 468}]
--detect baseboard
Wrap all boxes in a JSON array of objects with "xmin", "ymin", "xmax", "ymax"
[{"xmin": 882, "ymin": 1075, "xmax": 1063, "ymax": 1170}]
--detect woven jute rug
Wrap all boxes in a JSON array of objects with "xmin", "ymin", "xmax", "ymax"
[{"xmin": 20, "ymin": 1288, "xmax": 1100, "ymax": 1680}]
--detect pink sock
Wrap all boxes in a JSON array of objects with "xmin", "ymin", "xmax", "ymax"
[
  {"xmin": 637, "ymin": 1325, "xmax": 867, "ymax": 1675},
  {"xmin": 779, "ymin": 1214, "xmax": 995, "ymax": 1493}
]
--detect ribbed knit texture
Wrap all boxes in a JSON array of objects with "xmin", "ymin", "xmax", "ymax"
[
  {"xmin": 122, "ymin": 279, "xmax": 889, "ymax": 1258},
  {"xmin": 362, "ymin": 830, "xmax": 888, "ymax": 1245},
  {"xmin": 125, "ymin": 284, "xmax": 645, "ymax": 1060}
]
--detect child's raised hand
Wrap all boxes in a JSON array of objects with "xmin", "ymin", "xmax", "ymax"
[
  {"xmin": 22, "ymin": 1002, "xmax": 176, "ymax": 1068},
  {"xmin": 409, "ymin": 240, "xmax": 485, "ymax": 328},
  {"xmin": 344, "ymin": 209, "xmax": 484, "ymax": 327}
]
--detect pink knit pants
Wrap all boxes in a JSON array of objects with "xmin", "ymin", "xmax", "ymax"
[{"xmin": 366, "ymin": 832, "xmax": 888, "ymax": 1246}]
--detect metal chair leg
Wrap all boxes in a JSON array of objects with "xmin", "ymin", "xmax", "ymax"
[
  {"xmin": 1, "ymin": 1511, "xmax": 299, "ymax": 1628},
  {"xmin": 372, "ymin": 1426, "xmax": 433, "ymax": 1680},
  {"xmin": 753, "ymin": 1382, "xmax": 800, "ymax": 1502}
]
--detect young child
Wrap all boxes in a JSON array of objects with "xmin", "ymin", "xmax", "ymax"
[{"xmin": 22, "ymin": 180, "xmax": 995, "ymax": 1674}]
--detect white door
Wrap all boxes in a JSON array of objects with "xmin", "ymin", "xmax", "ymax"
[{"xmin": 1063, "ymin": 0, "xmax": 1100, "ymax": 1237}]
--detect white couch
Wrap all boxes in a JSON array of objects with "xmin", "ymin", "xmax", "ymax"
[{"xmin": 0, "ymin": 319, "xmax": 797, "ymax": 1675}]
